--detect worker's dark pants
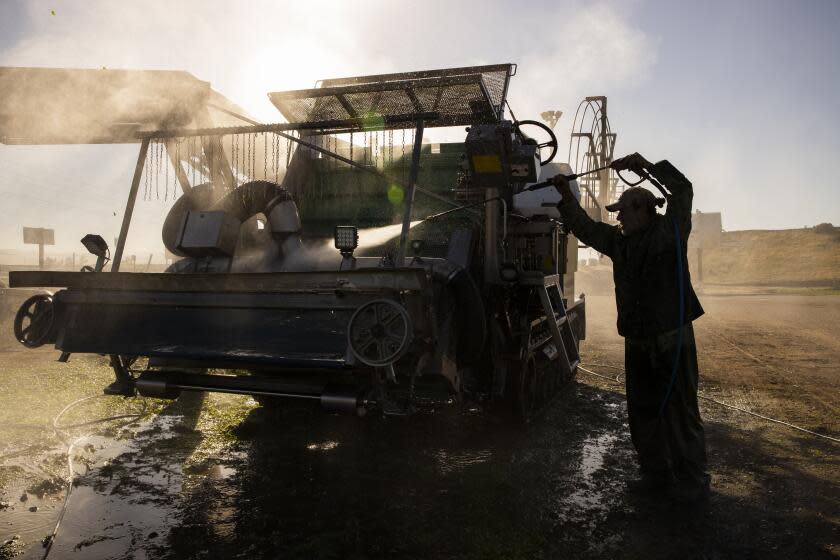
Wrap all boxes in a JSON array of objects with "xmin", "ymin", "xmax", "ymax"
[{"xmin": 625, "ymin": 323, "xmax": 708, "ymax": 487}]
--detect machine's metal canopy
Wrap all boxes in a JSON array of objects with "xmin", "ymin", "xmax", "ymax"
[
  {"xmin": 0, "ymin": 67, "xmax": 255, "ymax": 145},
  {"xmin": 268, "ymin": 64, "xmax": 515, "ymax": 129}
]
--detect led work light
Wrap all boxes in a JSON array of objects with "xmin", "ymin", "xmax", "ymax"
[{"xmin": 334, "ymin": 226, "xmax": 359, "ymax": 257}]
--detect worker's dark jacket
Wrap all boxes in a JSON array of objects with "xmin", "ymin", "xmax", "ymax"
[{"xmin": 558, "ymin": 161, "xmax": 703, "ymax": 337}]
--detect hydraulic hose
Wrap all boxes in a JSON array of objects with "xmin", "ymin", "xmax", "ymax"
[{"xmin": 659, "ymin": 216, "xmax": 685, "ymax": 417}]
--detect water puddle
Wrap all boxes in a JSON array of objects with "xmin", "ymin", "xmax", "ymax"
[
  {"xmin": 434, "ymin": 449, "xmax": 493, "ymax": 475},
  {"xmin": 306, "ymin": 441, "xmax": 339, "ymax": 452},
  {"xmin": 0, "ymin": 398, "xmax": 246, "ymax": 560},
  {"xmin": 552, "ymin": 431, "xmax": 622, "ymax": 528}
]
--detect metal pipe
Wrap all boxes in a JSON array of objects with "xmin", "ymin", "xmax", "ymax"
[
  {"xmin": 320, "ymin": 388, "xmax": 363, "ymax": 414},
  {"xmin": 398, "ymin": 119, "xmax": 425, "ymax": 264},
  {"xmin": 484, "ymin": 187, "xmax": 500, "ymax": 283},
  {"xmin": 598, "ymin": 97, "xmax": 609, "ymax": 222},
  {"xmin": 134, "ymin": 372, "xmax": 366, "ymax": 414},
  {"xmin": 136, "ymin": 113, "xmax": 440, "ymax": 140},
  {"xmin": 112, "ymin": 138, "xmax": 150, "ymax": 271},
  {"xmin": 176, "ymin": 384, "xmax": 322, "ymax": 400},
  {"xmin": 135, "ymin": 371, "xmax": 324, "ymax": 399}
]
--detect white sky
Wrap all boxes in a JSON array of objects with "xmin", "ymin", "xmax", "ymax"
[{"xmin": 1, "ymin": 0, "xmax": 838, "ymax": 260}]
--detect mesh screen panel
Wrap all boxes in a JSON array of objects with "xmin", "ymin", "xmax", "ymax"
[{"xmin": 269, "ymin": 64, "xmax": 514, "ymax": 130}]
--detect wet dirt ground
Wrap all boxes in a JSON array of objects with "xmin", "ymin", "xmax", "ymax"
[{"xmin": 0, "ymin": 293, "xmax": 837, "ymax": 559}]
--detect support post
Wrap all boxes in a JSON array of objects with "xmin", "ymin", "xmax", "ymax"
[
  {"xmin": 397, "ymin": 120, "xmax": 425, "ymax": 265},
  {"xmin": 598, "ymin": 97, "xmax": 609, "ymax": 222},
  {"xmin": 112, "ymin": 138, "xmax": 150, "ymax": 272},
  {"xmin": 38, "ymin": 243, "xmax": 44, "ymax": 269}
]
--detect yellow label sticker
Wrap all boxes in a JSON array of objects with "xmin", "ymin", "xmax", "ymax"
[{"xmin": 472, "ymin": 154, "xmax": 503, "ymax": 173}]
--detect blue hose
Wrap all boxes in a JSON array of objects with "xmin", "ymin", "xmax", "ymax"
[{"xmin": 659, "ymin": 216, "xmax": 685, "ymax": 417}]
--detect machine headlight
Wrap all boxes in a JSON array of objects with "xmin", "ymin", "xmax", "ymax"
[{"xmin": 334, "ymin": 226, "xmax": 359, "ymax": 256}]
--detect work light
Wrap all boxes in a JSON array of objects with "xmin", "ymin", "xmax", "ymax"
[
  {"xmin": 81, "ymin": 234, "xmax": 109, "ymax": 258},
  {"xmin": 80, "ymin": 234, "xmax": 110, "ymax": 272},
  {"xmin": 334, "ymin": 226, "xmax": 359, "ymax": 257},
  {"xmin": 410, "ymin": 239, "xmax": 425, "ymax": 255}
]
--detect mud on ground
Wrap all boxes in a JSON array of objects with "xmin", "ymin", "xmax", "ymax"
[{"xmin": 0, "ymin": 292, "xmax": 837, "ymax": 559}]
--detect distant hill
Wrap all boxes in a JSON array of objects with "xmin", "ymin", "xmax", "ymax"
[
  {"xmin": 699, "ymin": 227, "xmax": 840, "ymax": 287},
  {"xmin": 575, "ymin": 226, "xmax": 840, "ymax": 294}
]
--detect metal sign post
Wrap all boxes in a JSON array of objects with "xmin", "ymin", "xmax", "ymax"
[{"xmin": 22, "ymin": 227, "xmax": 55, "ymax": 269}]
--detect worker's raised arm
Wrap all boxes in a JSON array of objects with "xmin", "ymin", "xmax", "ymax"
[
  {"xmin": 611, "ymin": 153, "xmax": 694, "ymax": 239},
  {"xmin": 649, "ymin": 160, "xmax": 693, "ymax": 238},
  {"xmin": 553, "ymin": 176, "xmax": 618, "ymax": 259}
]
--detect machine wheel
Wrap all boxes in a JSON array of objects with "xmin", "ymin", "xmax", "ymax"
[
  {"xmin": 347, "ymin": 299, "xmax": 412, "ymax": 367},
  {"xmin": 14, "ymin": 294, "xmax": 55, "ymax": 348}
]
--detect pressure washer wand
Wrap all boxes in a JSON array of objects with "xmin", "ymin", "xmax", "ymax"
[{"xmin": 521, "ymin": 164, "xmax": 612, "ymax": 192}]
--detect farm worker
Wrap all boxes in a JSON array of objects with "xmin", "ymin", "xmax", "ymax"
[{"xmin": 553, "ymin": 153, "xmax": 710, "ymax": 504}]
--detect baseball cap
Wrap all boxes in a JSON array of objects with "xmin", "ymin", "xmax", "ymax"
[{"xmin": 605, "ymin": 187, "xmax": 658, "ymax": 212}]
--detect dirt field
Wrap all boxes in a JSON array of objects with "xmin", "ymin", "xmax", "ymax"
[{"xmin": 0, "ymin": 292, "xmax": 837, "ymax": 559}]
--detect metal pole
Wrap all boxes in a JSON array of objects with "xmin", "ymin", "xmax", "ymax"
[
  {"xmin": 112, "ymin": 138, "xmax": 150, "ymax": 272},
  {"xmin": 397, "ymin": 120, "xmax": 425, "ymax": 264},
  {"xmin": 136, "ymin": 112, "xmax": 439, "ymax": 140},
  {"xmin": 483, "ymin": 188, "xmax": 500, "ymax": 283},
  {"xmin": 38, "ymin": 243, "xmax": 44, "ymax": 269},
  {"xmin": 598, "ymin": 97, "xmax": 609, "ymax": 222}
]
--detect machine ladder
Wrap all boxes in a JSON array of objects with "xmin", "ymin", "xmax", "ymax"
[{"xmin": 520, "ymin": 273, "xmax": 580, "ymax": 379}]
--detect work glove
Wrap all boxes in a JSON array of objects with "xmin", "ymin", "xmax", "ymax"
[{"xmin": 610, "ymin": 152, "xmax": 652, "ymax": 175}]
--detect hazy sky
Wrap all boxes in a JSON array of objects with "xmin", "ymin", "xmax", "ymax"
[{"xmin": 1, "ymin": 0, "xmax": 838, "ymax": 257}]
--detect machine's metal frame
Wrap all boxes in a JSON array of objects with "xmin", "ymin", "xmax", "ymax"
[
  {"xmin": 116, "ymin": 112, "xmax": 437, "ymax": 271},
  {"xmin": 8, "ymin": 63, "xmax": 585, "ymax": 422}
]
